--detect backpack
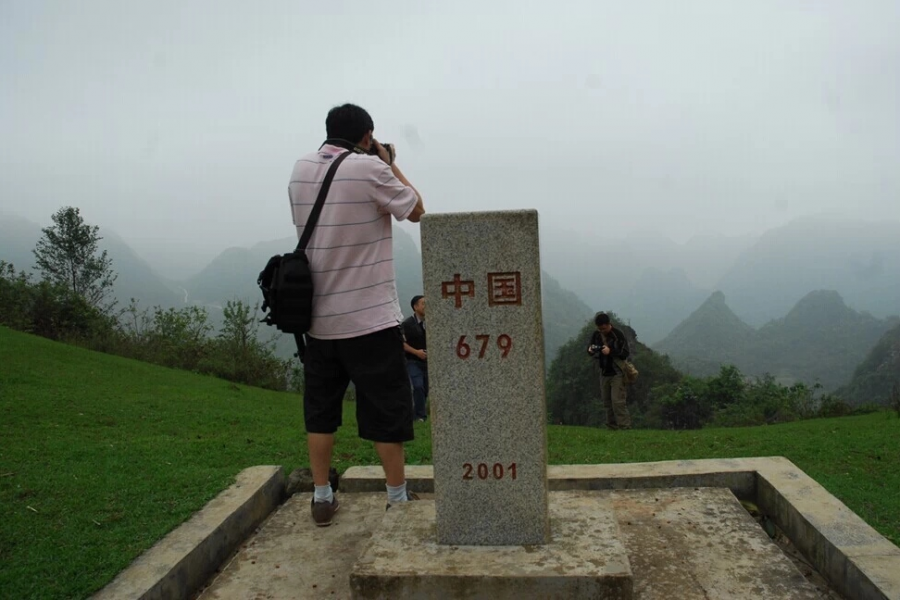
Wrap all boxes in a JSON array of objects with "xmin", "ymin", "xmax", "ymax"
[{"xmin": 258, "ymin": 150, "xmax": 352, "ymax": 361}]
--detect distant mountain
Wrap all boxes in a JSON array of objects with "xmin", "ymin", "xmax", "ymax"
[
  {"xmin": 0, "ymin": 213, "xmax": 42, "ymax": 271},
  {"xmin": 743, "ymin": 290, "xmax": 898, "ymax": 390},
  {"xmin": 99, "ymin": 232, "xmax": 182, "ymax": 309},
  {"xmin": 717, "ymin": 216, "xmax": 900, "ymax": 326},
  {"xmin": 183, "ymin": 226, "xmax": 425, "ymax": 311},
  {"xmin": 0, "ymin": 212, "xmax": 181, "ymax": 309},
  {"xmin": 185, "ymin": 226, "xmax": 594, "ymax": 365},
  {"xmin": 538, "ymin": 226, "xmax": 756, "ymax": 340},
  {"xmin": 837, "ymin": 323, "xmax": 900, "ymax": 407},
  {"xmin": 540, "ymin": 270, "xmax": 595, "ymax": 366},
  {"xmin": 655, "ymin": 289, "xmax": 899, "ymax": 390},
  {"xmin": 184, "ymin": 246, "xmax": 264, "ymax": 307},
  {"xmin": 654, "ymin": 291, "xmax": 756, "ymax": 376},
  {"xmin": 392, "ymin": 226, "xmax": 424, "ymax": 319},
  {"xmin": 623, "ymin": 267, "xmax": 711, "ymax": 344}
]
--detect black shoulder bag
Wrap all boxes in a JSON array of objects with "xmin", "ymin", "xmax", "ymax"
[{"xmin": 258, "ymin": 150, "xmax": 352, "ymax": 362}]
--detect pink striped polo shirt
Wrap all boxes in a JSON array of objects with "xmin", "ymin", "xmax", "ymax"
[{"xmin": 288, "ymin": 144, "xmax": 418, "ymax": 340}]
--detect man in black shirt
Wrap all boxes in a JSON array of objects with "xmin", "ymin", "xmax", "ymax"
[
  {"xmin": 402, "ymin": 295, "xmax": 429, "ymax": 422},
  {"xmin": 587, "ymin": 312, "xmax": 632, "ymax": 430}
]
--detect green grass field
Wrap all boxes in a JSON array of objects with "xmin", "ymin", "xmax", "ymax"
[{"xmin": 1, "ymin": 326, "xmax": 898, "ymax": 599}]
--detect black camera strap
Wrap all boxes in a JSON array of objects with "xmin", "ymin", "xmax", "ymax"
[
  {"xmin": 321, "ymin": 137, "xmax": 394, "ymax": 165},
  {"xmin": 289, "ymin": 149, "xmax": 352, "ymax": 363},
  {"xmin": 296, "ymin": 149, "xmax": 352, "ymax": 252}
]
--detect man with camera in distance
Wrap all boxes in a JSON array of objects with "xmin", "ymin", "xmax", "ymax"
[
  {"xmin": 288, "ymin": 103, "xmax": 425, "ymax": 527},
  {"xmin": 586, "ymin": 312, "xmax": 632, "ymax": 430}
]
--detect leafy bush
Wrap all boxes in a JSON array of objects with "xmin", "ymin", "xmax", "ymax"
[
  {"xmin": 654, "ymin": 377, "xmax": 712, "ymax": 430},
  {"xmin": 196, "ymin": 300, "xmax": 291, "ymax": 390},
  {"xmin": 0, "ymin": 267, "xmax": 294, "ymax": 391},
  {"xmin": 817, "ymin": 394, "xmax": 854, "ymax": 418},
  {"xmin": 0, "ymin": 261, "xmax": 109, "ymax": 342}
]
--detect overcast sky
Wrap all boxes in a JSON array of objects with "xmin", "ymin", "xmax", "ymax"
[{"xmin": 2, "ymin": 0, "xmax": 899, "ymax": 276}]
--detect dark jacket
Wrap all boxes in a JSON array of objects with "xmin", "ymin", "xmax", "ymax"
[
  {"xmin": 588, "ymin": 327, "xmax": 630, "ymax": 376},
  {"xmin": 401, "ymin": 315, "xmax": 427, "ymax": 363}
]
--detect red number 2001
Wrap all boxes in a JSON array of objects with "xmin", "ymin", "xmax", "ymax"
[{"xmin": 462, "ymin": 462, "xmax": 518, "ymax": 480}]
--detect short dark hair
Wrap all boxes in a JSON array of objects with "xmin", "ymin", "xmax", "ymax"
[
  {"xmin": 410, "ymin": 295, "xmax": 424, "ymax": 310},
  {"xmin": 325, "ymin": 104, "xmax": 374, "ymax": 144},
  {"xmin": 594, "ymin": 312, "xmax": 611, "ymax": 327}
]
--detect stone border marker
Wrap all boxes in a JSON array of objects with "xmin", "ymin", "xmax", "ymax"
[{"xmin": 421, "ymin": 209, "xmax": 550, "ymax": 546}]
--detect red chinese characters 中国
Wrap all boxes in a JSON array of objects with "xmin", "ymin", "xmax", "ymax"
[
  {"xmin": 441, "ymin": 274, "xmax": 475, "ymax": 309},
  {"xmin": 487, "ymin": 272, "xmax": 522, "ymax": 306}
]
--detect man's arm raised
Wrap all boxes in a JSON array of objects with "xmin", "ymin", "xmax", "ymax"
[{"xmin": 391, "ymin": 163, "xmax": 425, "ymax": 223}]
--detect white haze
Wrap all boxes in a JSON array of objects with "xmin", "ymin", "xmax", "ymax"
[{"xmin": 2, "ymin": 0, "xmax": 899, "ymax": 280}]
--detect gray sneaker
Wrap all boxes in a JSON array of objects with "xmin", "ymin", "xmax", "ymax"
[
  {"xmin": 386, "ymin": 491, "xmax": 420, "ymax": 511},
  {"xmin": 311, "ymin": 496, "xmax": 340, "ymax": 527}
]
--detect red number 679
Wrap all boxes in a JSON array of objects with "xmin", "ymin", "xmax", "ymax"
[{"xmin": 456, "ymin": 334, "xmax": 512, "ymax": 359}]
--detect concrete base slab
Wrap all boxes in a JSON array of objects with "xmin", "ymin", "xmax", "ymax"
[
  {"xmin": 349, "ymin": 493, "xmax": 634, "ymax": 600},
  {"xmin": 200, "ymin": 487, "xmax": 826, "ymax": 600},
  {"xmin": 611, "ymin": 487, "xmax": 821, "ymax": 599},
  {"xmin": 342, "ymin": 457, "xmax": 900, "ymax": 600},
  {"xmin": 197, "ymin": 492, "xmax": 391, "ymax": 599},
  {"xmin": 187, "ymin": 459, "xmax": 899, "ymax": 600}
]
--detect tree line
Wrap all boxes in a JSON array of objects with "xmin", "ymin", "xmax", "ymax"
[
  {"xmin": 546, "ymin": 314, "xmax": 884, "ymax": 429},
  {"xmin": 5, "ymin": 206, "xmax": 893, "ymax": 425},
  {"xmin": 0, "ymin": 207, "xmax": 295, "ymax": 391}
]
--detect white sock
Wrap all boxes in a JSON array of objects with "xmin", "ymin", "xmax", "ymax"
[
  {"xmin": 314, "ymin": 484, "xmax": 333, "ymax": 504},
  {"xmin": 386, "ymin": 482, "xmax": 408, "ymax": 504}
]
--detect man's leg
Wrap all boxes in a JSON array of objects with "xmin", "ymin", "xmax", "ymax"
[
  {"xmin": 308, "ymin": 433, "xmax": 335, "ymax": 486},
  {"xmin": 611, "ymin": 375, "xmax": 631, "ymax": 429},
  {"xmin": 374, "ymin": 441, "xmax": 406, "ymax": 487},
  {"xmin": 302, "ymin": 336, "xmax": 348, "ymax": 526},
  {"xmin": 600, "ymin": 375, "xmax": 617, "ymax": 429},
  {"xmin": 342, "ymin": 327, "xmax": 415, "ymax": 503},
  {"xmin": 408, "ymin": 362, "xmax": 427, "ymax": 420},
  {"xmin": 422, "ymin": 366, "xmax": 429, "ymax": 417}
]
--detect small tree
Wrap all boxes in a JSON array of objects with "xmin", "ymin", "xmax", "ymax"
[{"xmin": 33, "ymin": 206, "xmax": 117, "ymax": 312}]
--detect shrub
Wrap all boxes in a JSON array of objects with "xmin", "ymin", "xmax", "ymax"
[{"xmin": 817, "ymin": 395, "xmax": 853, "ymax": 418}]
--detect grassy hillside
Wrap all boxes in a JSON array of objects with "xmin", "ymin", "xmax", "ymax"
[{"xmin": 1, "ymin": 326, "xmax": 898, "ymax": 599}]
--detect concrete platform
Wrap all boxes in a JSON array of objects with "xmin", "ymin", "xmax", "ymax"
[
  {"xmin": 101, "ymin": 458, "xmax": 899, "ymax": 599},
  {"xmin": 197, "ymin": 492, "xmax": 391, "ymax": 599},
  {"xmin": 199, "ymin": 487, "xmax": 824, "ymax": 599},
  {"xmin": 611, "ymin": 487, "xmax": 820, "ymax": 599},
  {"xmin": 343, "ymin": 457, "xmax": 900, "ymax": 600},
  {"xmin": 350, "ymin": 493, "xmax": 633, "ymax": 600}
]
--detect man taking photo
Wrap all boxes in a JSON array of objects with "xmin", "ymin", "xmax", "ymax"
[
  {"xmin": 288, "ymin": 103, "xmax": 425, "ymax": 526},
  {"xmin": 586, "ymin": 312, "xmax": 632, "ymax": 430}
]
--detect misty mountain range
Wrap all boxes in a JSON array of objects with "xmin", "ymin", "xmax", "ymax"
[
  {"xmin": 542, "ymin": 215, "xmax": 900, "ymax": 344},
  {"xmin": 655, "ymin": 289, "xmax": 900, "ymax": 392},
  {"xmin": 3, "ymin": 211, "xmax": 900, "ymax": 371},
  {"xmin": 838, "ymin": 322, "xmax": 900, "ymax": 406},
  {"xmin": 0, "ymin": 213, "xmax": 594, "ymax": 364}
]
